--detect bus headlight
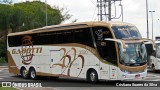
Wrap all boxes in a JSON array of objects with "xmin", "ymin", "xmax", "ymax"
[
  {"xmin": 120, "ymin": 69, "xmax": 132, "ymax": 74},
  {"xmin": 120, "ymin": 69, "xmax": 128, "ymax": 73}
]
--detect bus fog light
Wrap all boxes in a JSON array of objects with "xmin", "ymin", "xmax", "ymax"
[
  {"xmin": 120, "ymin": 69, "xmax": 129, "ymax": 73},
  {"xmin": 122, "ymin": 75, "xmax": 126, "ymax": 78},
  {"xmin": 120, "ymin": 69, "xmax": 126, "ymax": 72}
]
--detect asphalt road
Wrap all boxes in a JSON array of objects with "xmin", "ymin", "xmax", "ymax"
[{"xmin": 0, "ymin": 67, "xmax": 160, "ymax": 90}]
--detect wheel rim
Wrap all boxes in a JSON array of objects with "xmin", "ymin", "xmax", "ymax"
[
  {"xmin": 90, "ymin": 72, "xmax": 96, "ymax": 82},
  {"xmin": 22, "ymin": 69, "xmax": 27, "ymax": 78},
  {"xmin": 152, "ymin": 65, "xmax": 155, "ymax": 71},
  {"xmin": 31, "ymin": 70, "xmax": 35, "ymax": 79}
]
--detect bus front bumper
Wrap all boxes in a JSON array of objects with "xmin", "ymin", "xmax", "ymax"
[{"xmin": 119, "ymin": 70, "xmax": 147, "ymax": 81}]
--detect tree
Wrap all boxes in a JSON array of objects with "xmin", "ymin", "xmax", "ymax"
[
  {"xmin": 12, "ymin": 1, "xmax": 71, "ymax": 32},
  {"xmin": 0, "ymin": 1, "xmax": 72, "ymax": 32},
  {"xmin": 0, "ymin": 4, "xmax": 12, "ymax": 31},
  {"xmin": 0, "ymin": 1, "xmax": 72, "ymax": 62}
]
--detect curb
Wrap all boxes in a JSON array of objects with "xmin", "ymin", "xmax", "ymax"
[
  {"xmin": 0, "ymin": 66, "xmax": 8, "ymax": 68},
  {"xmin": 0, "ymin": 63, "xmax": 8, "ymax": 66}
]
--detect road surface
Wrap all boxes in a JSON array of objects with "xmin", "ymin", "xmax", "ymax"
[{"xmin": 0, "ymin": 67, "xmax": 160, "ymax": 90}]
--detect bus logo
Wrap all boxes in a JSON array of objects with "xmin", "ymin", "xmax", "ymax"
[
  {"xmin": 12, "ymin": 36, "xmax": 42, "ymax": 65},
  {"xmin": 21, "ymin": 36, "xmax": 34, "ymax": 65}
]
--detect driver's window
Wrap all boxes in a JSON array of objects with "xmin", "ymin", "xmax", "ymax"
[{"xmin": 92, "ymin": 27, "xmax": 117, "ymax": 65}]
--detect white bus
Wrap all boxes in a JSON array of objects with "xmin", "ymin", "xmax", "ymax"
[
  {"xmin": 7, "ymin": 21, "xmax": 147, "ymax": 83},
  {"xmin": 145, "ymin": 40, "xmax": 160, "ymax": 72}
]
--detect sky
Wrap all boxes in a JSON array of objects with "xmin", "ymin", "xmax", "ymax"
[{"xmin": 12, "ymin": 0, "xmax": 160, "ymax": 39}]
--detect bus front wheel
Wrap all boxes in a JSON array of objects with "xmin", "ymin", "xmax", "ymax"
[
  {"xmin": 88, "ymin": 70, "xmax": 98, "ymax": 84},
  {"xmin": 151, "ymin": 64, "xmax": 156, "ymax": 72}
]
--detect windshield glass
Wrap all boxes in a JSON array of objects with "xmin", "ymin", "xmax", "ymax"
[
  {"xmin": 156, "ymin": 43, "xmax": 160, "ymax": 58},
  {"xmin": 119, "ymin": 43, "xmax": 147, "ymax": 66},
  {"xmin": 112, "ymin": 26, "xmax": 142, "ymax": 39}
]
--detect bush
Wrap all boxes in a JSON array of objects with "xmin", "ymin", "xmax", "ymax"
[
  {"xmin": 0, "ymin": 57, "xmax": 6, "ymax": 63},
  {"xmin": 0, "ymin": 41, "xmax": 7, "ymax": 63}
]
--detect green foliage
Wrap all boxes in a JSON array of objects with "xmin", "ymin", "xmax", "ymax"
[
  {"xmin": 0, "ymin": 1, "xmax": 72, "ymax": 62},
  {"xmin": 0, "ymin": 57, "xmax": 6, "ymax": 63},
  {"xmin": 0, "ymin": 1, "xmax": 71, "ymax": 32},
  {"xmin": 13, "ymin": 1, "xmax": 71, "ymax": 32},
  {"xmin": 0, "ymin": 41, "xmax": 7, "ymax": 62},
  {"xmin": 0, "ymin": 4, "xmax": 12, "ymax": 31},
  {"xmin": 0, "ymin": 87, "xmax": 16, "ymax": 90}
]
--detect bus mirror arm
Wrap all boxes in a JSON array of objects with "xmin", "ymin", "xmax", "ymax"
[
  {"xmin": 144, "ymin": 39, "xmax": 156, "ymax": 51},
  {"xmin": 104, "ymin": 38, "xmax": 126, "ymax": 52}
]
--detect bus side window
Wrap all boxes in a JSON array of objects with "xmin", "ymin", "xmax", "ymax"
[
  {"xmin": 57, "ymin": 30, "xmax": 74, "ymax": 44},
  {"xmin": 73, "ymin": 28, "xmax": 94, "ymax": 48}
]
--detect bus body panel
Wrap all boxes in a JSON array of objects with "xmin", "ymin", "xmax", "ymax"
[
  {"xmin": 8, "ymin": 45, "xmax": 102, "ymax": 78},
  {"xmin": 150, "ymin": 56, "xmax": 160, "ymax": 70}
]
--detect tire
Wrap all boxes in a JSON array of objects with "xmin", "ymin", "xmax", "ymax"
[
  {"xmin": 88, "ymin": 70, "xmax": 98, "ymax": 84},
  {"xmin": 151, "ymin": 64, "xmax": 156, "ymax": 72},
  {"xmin": 29, "ymin": 68, "xmax": 36, "ymax": 80},
  {"xmin": 21, "ymin": 68, "xmax": 28, "ymax": 79}
]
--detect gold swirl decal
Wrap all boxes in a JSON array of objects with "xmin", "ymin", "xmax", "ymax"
[
  {"xmin": 67, "ymin": 54, "xmax": 84, "ymax": 77},
  {"xmin": 51, "ymin": 48, "xmax": 85, "ymax": 77}
]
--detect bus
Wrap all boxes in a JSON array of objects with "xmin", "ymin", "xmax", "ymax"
[
  {"xmin": 7, "ymin": 21, "xmax": 147, "ymax": 83},
  {"xmin": 144, "ymin": 40, "xmax": 160, "ymax": 72},
  {"xmin": 155, "ymin": 36, "xmax": 160, "ymax": 41}
]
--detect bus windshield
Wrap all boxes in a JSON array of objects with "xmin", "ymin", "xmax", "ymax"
[
  {"xmin": 119, "ymin": 43, "xmax": 147, "ymax": 66},
  {"xmin": 112, "ymin": 26, "xmax": 142, "ymax": 39}
]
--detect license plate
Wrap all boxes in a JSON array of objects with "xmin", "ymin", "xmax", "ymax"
[{"xmin": 135, "ymin": 74, "xmax": 140, "ymax": 79}]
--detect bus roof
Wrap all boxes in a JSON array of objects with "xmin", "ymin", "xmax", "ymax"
[{"xmin": 8, "ymin": 21, "xmax": 135, "ymax": 36}]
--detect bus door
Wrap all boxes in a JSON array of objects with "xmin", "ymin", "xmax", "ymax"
[
  {"xmin": 103, "ymin": 38, "xmax": 126, "ymax": 80},
  {"xmin": 92, "ymin": 27, "xmax": 118, "ymax": 79},
  {"xmin": 50, "ymin": 50, "xmax": 61, "ymax": 75},
  {"xmin": 144, "ymin": 42, "xmax": 155, "ymax": 66},
  {"xmin": 98, "ymin": 40, "xmax": 119, "ymax": 80}
]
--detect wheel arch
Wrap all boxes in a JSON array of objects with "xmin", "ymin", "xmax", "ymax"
[
  {"xmin": 86, "ymin": 67, "xmax": 100, "ymax": 80},
  {"xmin": 20, "ymin": 66, "xmax": 26, "ymax": 73},
  {"xmin": 29, "ymin": 66, "xmax": 36, "ymax": 71}
]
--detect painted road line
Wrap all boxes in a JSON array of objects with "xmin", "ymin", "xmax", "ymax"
[
  {"xmin": 147, "ymin": 74, "xmax": 160, "ymax": 78},
  {"xmin": 151, "ymin": 79, "xmax": 160, "ymax": 81},
  {"xmin": 0, "ymin": 75, "xmax": 11, "ymax": 77},
  {"xmin": 0, "ymin": 68, "xmax": 8, "ymax": 71}
]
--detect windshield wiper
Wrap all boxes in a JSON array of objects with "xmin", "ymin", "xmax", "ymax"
[{"xmin": 125, "ymin": 63, "xmax": 140, "ymax": 66}]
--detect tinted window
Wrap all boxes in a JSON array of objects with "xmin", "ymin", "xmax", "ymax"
[
  {"xmin": 74, "ymin": 28, "xmax": 94, "ymax": 47},
  {"xmin": 112, "ymin": 26, "xmax": 142, "ymax": 39},
  {"xmin": 8, "ymin": 28, "xmax": 94, "ymax": 48},
  {"xmin": 92, "ymin": 27, "xmax": 117, "ymax": 65}
]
